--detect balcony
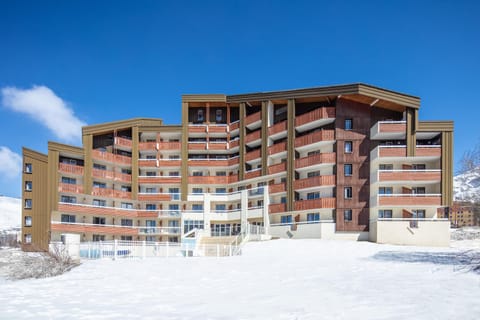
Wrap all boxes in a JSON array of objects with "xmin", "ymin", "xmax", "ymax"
[
  {"xmin": 245, "ymin": 130, "xmax": 261, "ymax": 145},
  {"xmin": 269, "ymin": 183, "xmax": 286, "ymax": 194},
  {"xmin": 137, "ymin": 193, "xmax": 173, "ymax": 201},
  {"xmin": 158, "ymin": 159, "xmax": 181, "ymax": 167},
  {"xmin": 245, "ymin": 112, "xmax": 261, "ymax": 128},
  {"xmin": 295, "ymin": 152, "xmax": 336, "ymax": 169},
  {"xmin": 138, "ymin": 176, "xmax": 181, "ymax": 184},
  {"xmin": 229, "ymin": 139, "xmax": 240, "ymax": 149},
  {"xmin": 229, "ymin": 121, "xmax": 239, "ymax": 132},
  {"xmin": 295, "ymin": 130, "xmax": 335, "ymax": 149},
  {"xmin": 268, "ymin": 121, "xmax": 287, "ymax": 137},
  {"xmin": 58, "ymin": 183, "xmax": 84, "ymax": 194},
  {"xmin": 373, "ymin": 146, "xmax": 441, "ymax": 161},
  {"xmin": 58, "ymin": 203, "xmax": 156, "ymax": 218},
  {"xmin": 295, "ymin": 107, "xmax": 335, "ymax": 131},
  {"xmin": 245, "ymin": 149, "xmax": 261, "ymax": 162},
  {"xmin": 377, "ymin": 194, "xmax": 442, "ymax": 207},
  {"xmin": 51, "ymin": 222, "xmax": 138, "ymax": 236},
  {"xmin": 416, "ymin": 146, "xmax": 441, "ymax": 157},
  {"xmin": 229, "ymin": 174, "xmax": 239, "ymax": 183},
  {"xmin": 138, "ymin": 142, "xmax": 157, "ymax": 151},
  {"xmin": 268, "ymin": 162, "xmax": 286, "ymax": 175},
  {"xmin": 188, "ymin": 142, "xmax": 207, "ymax": 150},
  {"xmin": 376, "ymin": 170, "xmax": 441, "ymax": 184},
  {"xmin": 245, "ymin": 169, "xmax": 262, "ymax": 180},
  {"xmin": 188, "ymin": 159, "xmax": 229, "ymax": 167},
  {"xmin": 269, "ymin": 203, "xmax": 286, "ymax": 214},
  {"xmin": 91, "ymin": 188, "xmax": 131, "ymax": 199},
  {"xmin": 114, "ymin": 137, "xmax": 132, "ymax": 149},
  {"xmin": 159, "ymin": 142, "xmax": 181, "ymax": 150},
  {"xmin": 208, "ymin": 125, "xmax": 228, "ymax": 134},
  {"xmin": 294, "ymin": 198, "xmax": 336, "ymax": 211},
  {"xmin": 294, "ymin": 175, "xmax": 335, "ymax": 190},
  {"xmin": 138, "ymin": 227, "xmax": 181, "ymax": 235},
  {"xmin": 188, "ymin": 176, "xmax": 229, "ymax": 184},
  {"xmin": 370, "ymin": 121, "xmax": 406, "ymax": 140},
  {"xmin": 58, "ymin": 163, "xmax": 84, "ymax": 176},
  {"xmin": 268, "ymin": 141, "xmax": 287, "ymax": 156},
  {"xmin": 209, "ymin": 142, "xmax": 228, "ymax": 150},
  {"xmin": 189, "ymin": 125, "xmax": 207, "ymax": 134},
  {"xmin": 92, "ymin": 150, "xmax": 132, "ymax": 166},
  {"xmin": 92, "ymin": 169, "xmax": 132, "ymax": 183}
]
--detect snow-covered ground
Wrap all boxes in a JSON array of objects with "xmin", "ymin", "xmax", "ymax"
[
  {"xmin": 0, "ymin": 196, "xmax": 21, "ymax": 230},
  {"xmin": 454, "ymin": 168, "xmax": 480, "ymax": 201},
  {"xmin": 0, "ymin": 239, "xmax": 479, "ymax": 320}
]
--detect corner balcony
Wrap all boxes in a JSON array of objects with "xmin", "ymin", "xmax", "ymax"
[
  {"xmin": 269, "ymin": 203, "xmax": 286, "ymax": 214},
  {"xmin": 294, "ymin": 175, "xmax": 335, "ymax": 191},
  {"xmin": 92, "ymin": 169, "xmax": 132, "ymax": 183},
  {"xmin": 244, "ymin": 169, "xmax": 262, "ymax": 180},
  {"xmin": 138, "ymin": 176, "xmax": 181, "ymax": 184},
  {"xmin": 51, "ymin": 222, "xmax": 138, "ymax": 236},
  {"xmin": 92, "ymin": 150, "xmax": 132, "ymax": 166},
  {"xmin": 375, "ymin": 194, "xmax": 442, "ymax": 207},
  {"xmin": 268, "ymin": 141, "xmax": 287, "ymax": 156},
  {"xmin": 268, "ymin": 162, "xmax": 286, "ymax": 175},
  {"xmin": 268, "ymin": 121, "xmax": 287, "ymax": 139},
  {"xmin": 58, "ymin": 183, "xmax": 84, "ymax": 194},
  {"xmin": 245, "ymin": 130, "xmax": 261, "ymax": 146},
  {"xmin": 188, "ymin": 176, "xmax": 229, "ymax": 184},
  {"xmin": 373, "ymin": 170, "xmax": 441, "ymax": 184},
  {"xmin": 245, "ymin": 149, "xmax": 261, "ymax": 162},
  {"xmin": 229, "ymin": 139, "xmax": 240, "ymax": 149},
  {"xmin": 295, "ymin": 130, "xmax": 335, "ymax": 150},
  {"xmin": 294, "ymin": 198, "xmax": 336, "ymax": 211},
  {"xmin": 91, "ymin": 187, "xmax": 131, "ymax": 199},
  {"xmin": 229, "ymin": 121, "xmax": 239, "ymax": 132},
  {"xmin": 137, "ymin": 193, "xmax": 174, "ymax": 201},
  {"xmin": 370, "ymin": 121, "xmax": 406, "ymax": 140},
  {"xmin": 245, "ymin": 112, "xmax": 262, "ymax": 129},
  {"xmin": 371, "ymin": 145, "xmax": 441, "ymax": 162},
  {"xmin": 295, "ymin": 107, "xmax": 335, "ymax": 132},
  {"xmin": 58, "ymin": 163, "xmax": 84, "ymax": 176},
  {"xmin": 295, "ymin": 152, "xmax": 336, "ymax": 170},
  {"xmin": 114, "ymin": 137, "xmax": 132, "ymax": 150}
]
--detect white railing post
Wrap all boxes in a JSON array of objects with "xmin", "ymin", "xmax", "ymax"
[{"xmin": 113, "ymin": 239, "xmax": 118, "ymax": 260}]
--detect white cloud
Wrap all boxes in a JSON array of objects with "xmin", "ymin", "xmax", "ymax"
[
  {"xmin": 0, "ymin": 147, "xmax": 22, "ymax": 179},
  {"xmin": 1, "ymin": 85, "xmax": 86, "ymax": 143}
]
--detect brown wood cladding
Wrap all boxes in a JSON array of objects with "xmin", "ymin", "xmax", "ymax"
[
  {"xmin": 51, "ymin": 223, "xmax": 138, "ymax": 236},
  {"xmin": 335, "ymin": 99, "xmax": 371, "ymax": 232},
  {"xmin": 58, "ymin": 203, "xmax": 157, "ymax": 218}
]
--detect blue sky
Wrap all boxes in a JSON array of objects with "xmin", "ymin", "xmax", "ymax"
[{"xmin": 0, "ymin": 0, "xmax": 479, "ymax": 198}]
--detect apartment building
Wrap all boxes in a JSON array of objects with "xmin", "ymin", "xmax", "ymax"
[
  {"xmin": 21, "ymin": 83, "xmax": 453, "ymax": 250},
  {"xmin": 438, "ymin": 201, "xmax": 477, "ymax": 227}
]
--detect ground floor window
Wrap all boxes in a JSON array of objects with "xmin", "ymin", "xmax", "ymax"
[
  {"xmin": 145, "ymin": 236, "xmax": 156, "ymax": 242},
  {"xmin": 378, "ymin": 210, "xmax": 393, "ymax": 218},
  {"xmin": 92, "ymin": 234, "xmax": 105, "ymax": 242},
  {"xmin": 168, "ymin": 237, "xmax": 179, "ymax": 242},
  {"xmin": 210, "ymin": 223, "xmax": 241, "ymax": 236},
  {"xmin": 281, "ymin": 215, "xmax": 292, "ymax": 225},
  {"xmin": 121, "ymin": 236, "xmax": 133, "ymax": 241},
  {"xmin": 344, "ymin": 209, "xmax": 353, "ymax": 221},
  {"xmin": 24, "ymin": 234, "xmax": 32, "ymax": 244},
  {"xmin": 24, "ymin": 216, "xmax": 32, "ymax": 227},
  {"xmin": 307, "ymin": 213, "xmax": 320, "ymax": 223},
  {"xmin": 61, "ymin": 214, "xmax": 76, "ymax": 223},
  {"xmin": 184, "ymin": 220, "xmax": 204, "ymax": 234}
]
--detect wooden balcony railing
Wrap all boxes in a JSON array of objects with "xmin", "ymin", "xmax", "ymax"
[
  {"xmin": 189, "ymin": 125, "xmax": 207, "ymax": 133},
  {"xmin": 58, "ymin": 203, "xmax": 156, "ymax": 219},
  {"xmin": 138, "ymin": 176, "xmax": 181, "ymax": 184},
  {"xmin": 188, "ymin": 176, "xmax": 229, "ymax": 184},
  {"xmin": 245, "ymin": 112, "xmax": 261, "ymax": 126},
  {"xmin": 294, "ymin": 175, "xmax": 335, "ymax": 190},
  {"xmin": 377, "ymin": 146, "xmax": 441, "ymax": 158},
  {"xmin": 295, "ymin": 107, "xmax": 335, "ymax": 127},
  {"xmin": 114, "ymin": 137, "xmax": 132, "ymax": 148},
  {"xmin": 209, "ymin": 142, "xmax": 228, "ymax": 150},
  {"xmin": 378, "ymin": 194, "xmax": 442, "ymax": 206},
  {"xmin": 269, "ymin": 203, "xmax": 287, "ymax": 214},
  {"xmin": 158, "ymin": 160, "xmax": 181, "ymax": 167},
  {"xmin": 188, "ymin": 142, "xmax": 207, "ymax": 150},
  {"xmin": 295, "ymin": 152, "xmax": 336, "ymax": 169},
  {"xmin": 91, "ymin": 188, "xmax": 131, "ymax": 199},
  {"xmin": 294, "ymin": 198, "xmax": 336, "ymax": 211},
  {"xmin": 159, "ymin": 142, "xmax": 181, "ymax": 150},
  {"xmin": 378, "ymin": 121, "xmax": 406, "ymax": 133},
  {"xmin": 58, "ymin": 183, "xmax": 84, "ymax": 194},
  {"xmin": 268, "ymin": 162, "xmax": 287, "ymax": 175},
  {"xmin": 245, "ymin": 149, "xmax": 261, "ymax": 162},
  {"xmin": 188, "ymin": 159, "xmax": 229, "ymax": 167},
  {"xmin": 268, "ymin": 141, "xmax": 287, "ymax": 155},
  {"xmin": 378, "ymin": 170, "xmax": 441, "ymax": 182},
  {"xmin": 208, "ymin": 125, "xmax": 228, "ymax": 134},
  {"xmin": 295, "ymin": 130, "xmax": 335, "ymax": 148},
  {"xmin": 229, "ymin": 139, "xmax": 240, "ymax": 148},
  {"xmin": 137, "ymin": 193, "xmax": 172, "ymax": 201},
  {"xmin": 229, "ymin": 121, "xmax": 240, "ymax": 131},
  {"xmin": 51, "ymin": 223, "xmax": 138, "ymax": 236},
  {"xmin": 92, "ymin": 150, "xmax": 132, "ymax": 165},
  {"xmin": 58, "ymin": 163, "xmax": 84, "ymax": 176},
  {"xmin": 244, "ymin": 170, "xmax": 262, "ymax": 180},
  {"xmin": 269, "ymin": 183, "xmax": 286, "ymax": 194},
  {"xmin": 138, "ymin": 142, "xmax": 157, "ymax": 151},
  {"xmin": 245, "ymin": 130, "xmax": 261, "ymax": 144},
  {"xmin": 416, "ymin": 146, "xmax": 441, "ymax": 157},
  {"xmin": 268, "ymin": 121, "xmax": 287, "ymax": 136},
  {"xmin": 229, "ymin": 174, "xmax": 239, "ymax": 183},
  {"xmin": 92, "ymin": 169, "xmax": 132, "ymax": 183}
]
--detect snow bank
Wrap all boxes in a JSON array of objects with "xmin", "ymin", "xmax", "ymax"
[
  {"xmin": 0, "ymin": 196, "xmax": 21, "ymax": 230},
  {"xmin": 0, "ymin": 239, "xmax": 479, "ymax": 319}
]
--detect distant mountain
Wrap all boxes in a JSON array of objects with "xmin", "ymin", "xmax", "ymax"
[
  {"xmin": 454, "ymin": 168, "xmax": 480, "ymax": 202},
  {"xmin": 0, "ymin": 196, "xmax": 21, "ymax": 231}
]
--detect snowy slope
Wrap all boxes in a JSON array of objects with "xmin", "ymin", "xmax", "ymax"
[
  {"xmin": 0, "ymin": 239, "xmax": 479, "ymax": 319},
  {"xmin": 0, "ymin": 196, "xmax": 21, "ymax": 230},
  {"xmin": 454, "ymin": 168, "xmax": 480, "ymax": 201}
]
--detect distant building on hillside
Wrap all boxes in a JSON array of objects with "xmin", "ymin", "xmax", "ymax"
[{"xmin": 439, "ymin": 202, "xmax": 477, "ymax": 227}]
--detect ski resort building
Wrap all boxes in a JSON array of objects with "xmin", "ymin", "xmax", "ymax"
[{"xmin": 21, "ymin": 83, "xmax": 454, "ymax": 251}]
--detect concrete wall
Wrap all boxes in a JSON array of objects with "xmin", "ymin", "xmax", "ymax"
[
  {"xmin": 269, "ymin": 223, "xmax": 368, "ymax": 241},
  {"xmin": 374, "ymin": 220, "xmax": 450, "ymax": 247}
]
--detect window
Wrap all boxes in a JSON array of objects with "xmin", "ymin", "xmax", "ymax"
[
  {"xmin": 216, "ymin": 171, "xmax": 226, "ymax": 176},
  {"xmin": 215, "ymin": 204, "xmax": 226, "ymax": 211},
  {"xmin": 169, "ymin": 204, "xmax": 179, "ymax": 214},
  {"xmin": 412, "ymin": 164, "xmax": 426, "ymax": 170},
  {"xmin": 192, "ymin": 204, "xmax": 203, "ymax": 211},
  {"xmin": 280, "ymin": 215, "xmax": 292, "ymax": 224},
  {"xmin": 344, "ymin": 209, "xmax": 353, "ymax": 221},
  {"xmin": 169, "ymin": 237, "xmax": 179, "ymax": 243},
  {"xmin": 121, "ymin": 219, "xmax": 133, "ymax": 226},
  {"xmin": 146, "ymin": 187, "xmax": 156, "ymax": 193},
  {"xmin": 345, "ymin": 119, "xmax": 353, "ymax": 130},
  {"xmin": 121, "ymin": 185, "xmax": 131, "ymax": 192},
  {"xmin": 93, "ymin": 199, "xmax": 106, "ymax": 207},
  {"xmin": 192, "ymin": 171, "xmax": 203, "ymax": 176},
  {"xmin": 412, "ymin": 187, "xmax": 426, "ymax": 194},
  {"xmin": 307, "ymin": 192, "xmax": 320, "ymax": 200},
  {"xmin": 25, "ymin": 181, "xmax": 32, "ymax": 191},
  {"xmin": 61, "ymin": 214, "xmax": 76, "ymax": 223},
  {"xmin": 280, "ymin": 197, "xmax": 287, "ymax": 204},
  {"xmin": 197, "ymin": 109, "xmax": 204, "ymax": 122},
  {"xmin": 344, "ymin": 141, "xmax": 353, "ymax": 153},
  {"xmin": 93, "ymin": 181, "xmax": 106, "ymax": 188},
  {"xmin": 61, "ymin": 195, "xmax": 76, "ymax": 204},
  {"xmin": 92, "ymin": 235, "xmax": 105, "ymax": 242},
  {"xmin": 121, "ymin": 202, "xmax": 133, "ymax": 209},
  {"xmin": 93, "ymin": 163, "xmax": 106, "ymax": 170},
  {"xmin": 307, "ymin": 213, "xmax": 320, "ymax": 223},
  {"xmin": 146, "ymin": 171, "xmax": 157, "ymax": 177},
  {"xmin": 216, "ymin": 188, "xmax": 226, "ymax": 194},
  {"xmin": 169, "ymin": 171, "xmax": 179, "ymax": 177},
  {"xmin": 169, "ymin": 155, "xmax": 180, "ymax": 159},
  {"xmin": 146, "ymin": 204, "xmax": 156, "ymax": 210},
  {"xmin": 62, "ymin": 177, "xmax": 76, "ymax": 184},
  {"xmin": 121, "ymin": 236, "xmax": 133, "ymax": 241},
  {"xmin": 24, "ymin": 163, "xmax": 32, "ymax": 173},
  {"xmin": 24, "ymin": 199, "xmax": 32, "ymax": 209},
  {"xmin": 121, "ymin": 168, "xmax": 132, "ymax": 175},
  {"xmin": 168, "ymin": 220, "xmax": 179, "ymax": 227},
  {"xmin": 379, "ymin": 164, "xmax": 393, "ymax": 170},
  {"xmin": 344, "ymin": 164, "xmax": 352, "ymax": 176},
  {"xmin": 216, "ymin": 109, "xmax": 223, "ymax": 122},
  {"xmin": 192, "ymin": 188, "xmax": 203, "ymax": 194},
  {"xmin": 146, "ymin": 155, "xmax": 156, "ymax": 159},
  {"xmin": 378, "ymin": 210, "xmax": 393, "ymax": 218},
  {"xmin": 344, "ymin": 187, "xmax": 352, "ymax": 199},
  {"xmin": 169, "ymin": 188, "xmax": 180, "ymax": 200},
  {"xmin": 412, "ymin": 209, "xmax": 426, "ymax": 218},
  {"xmin": 307, "ymin": 171, "xmax": 320, "ymax": 178},
  {"xmin": 24, "ymin": 216, "xmax": 32, "ymax": 227},
  {"xmin": 307, "ymin": 150, "xmax": 320, "ymax": 156},
  {"xmin": 184, "ymin": 220, "xmax": 204, "ymax": 234},
  {"xmin": 93, "ymin": 217, "xmax": 106, "ymax": 225},
  {"xmin": 24, "ymin": 234, "xmax": 32, "ymax": 244},
  {"xmin": 379, "ymin": 187, "xmax": 393, "ymax": 195}
]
